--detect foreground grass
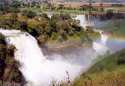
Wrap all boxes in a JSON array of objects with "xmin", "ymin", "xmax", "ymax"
[{"xmin": 73, "ymin": 49, "xmax": 125, "ymax": 86}]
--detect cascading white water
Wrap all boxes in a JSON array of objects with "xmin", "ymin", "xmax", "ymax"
[
  {"xmin": 0, "ymin": 29, "xmax": 109, "ymax": 86},
  {"xmin": 47, "ymin": 12, "xmax": 53, "ymax": 18},
  {"xmin": 75, "ymin": 15, "xmax": 94, "ymax": 29},
  {"xmin": 93, "ymin": 30, "xmax": 109, "ymax": 54},
  {"xmin": 0, "ymin": 29, "xmax": 87, "ymax": 86},
  {"xmin": 75, "ymin": 15, "xmax": 88, "ymax": 29},
  {"xmin": 100, "ymin": 32, "xmax": 108, "ymax": 45},
  {"xmin": 75, "ymin": 15, "xmax": 109, "ymax": 54}
]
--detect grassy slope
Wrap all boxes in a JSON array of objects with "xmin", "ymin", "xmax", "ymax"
[
  {"xmin": 100, "ymin": 19, "xmax": 125, "ymax": 36},
  {"xmin": 73, "ymin": 49, "xmax": 125, "ymax": 86}
]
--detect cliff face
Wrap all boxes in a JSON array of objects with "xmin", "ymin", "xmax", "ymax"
[
  {"xmin": 0, "ymin": 34, "xmax": 25, "ymax": 86},
  {"xmin": 0, "ymin": 34, "xmax": 6, "ymax": 79}
]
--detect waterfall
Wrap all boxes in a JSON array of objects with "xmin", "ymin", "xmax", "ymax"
[
  {"xmin": 93, "ymin": 29, "xmax": 109, "ymax": 54},
  {"xmin": 100, "ymin": 32, "xmax": 108, "ymax": 45},
  {"xmin": 0, "ymin": 29, "xmax": 110, "ymax": 86},
  {"xmin": 75, "ymin": 14, "xmax": 109, "ymax": 57},
  {"xmin": 75, "ymin": 15, "xmax": 94, "ymax": 29},
  {"xmin": 75, "ymin": 15, "xmax": 87, "ymax": 29},
  {"xmin": 75, "ymin": 14, "xmax": 109, "ymax": 54},
  {"xmin": 0, "ymin": 29, "xmax": 85, "ymax": 86}
]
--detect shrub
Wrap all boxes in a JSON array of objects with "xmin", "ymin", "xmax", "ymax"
[{"xmin": 22, "ymin": 10, "xmax": 37, "ymax": 18}]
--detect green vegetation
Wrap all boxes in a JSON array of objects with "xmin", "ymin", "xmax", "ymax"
[
  {"xmin": 73, "ymin": 49, "xmax": 125, "ymax": 86},
  {"xmin": 99, "ymin": 19, "xmax": 125, "ymax": 36},
  {"xmin": 0, "ymin": 1, "xmax": 125, "ymax": 86},
  {"xmin": 0, "ymin": 11, "xmax": 99, "ymax": 46}
]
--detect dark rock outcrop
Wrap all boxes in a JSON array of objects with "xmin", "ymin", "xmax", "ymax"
[{"xmin": 0, "ymin": 33, "xmax": 26, "ymax": 86}]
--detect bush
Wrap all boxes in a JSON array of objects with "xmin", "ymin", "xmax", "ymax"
[
  {"xmin": 22, "ymin": 10, "xmax": 37, "ymax": 18},
  {"xmin": 0, "ymin": 34, "xmax": 6, "ymax": 44},
  {"xmin": 10, "ymin": 0, "xmax": 22, "ymax": 8},
  {"xmin": 106, "ymin": 9, "xmax": 114, "ymax": 19}
]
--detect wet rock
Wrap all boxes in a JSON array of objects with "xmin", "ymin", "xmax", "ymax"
[{"xmin": 0, "ymin": 33, "xmax": 26, "ymax": 85}]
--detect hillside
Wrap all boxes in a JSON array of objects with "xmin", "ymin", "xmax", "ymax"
[{"xmin": 73, "ymin": 49, "xmax": 125, "ymax": 86}]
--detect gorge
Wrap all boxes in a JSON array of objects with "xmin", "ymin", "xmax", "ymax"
[
  {"xmin": 0, "ymin": 29, "xmax": 109, "ymax": 86},
  {"xmin": 0, "ymin": 14, "xmax": 125, "ymax": 86}
]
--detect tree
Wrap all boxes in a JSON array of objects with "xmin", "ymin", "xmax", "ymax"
[
  {"xmin": 106, "ymin": 9, "xmax": 113, "ymax": 19},
  {"xmin": 88, "ymin": 0, "xmax": 92, "ymax": 13},
  {"xmin": 0, "ymin": 3, "xmax": 4, "ymax": 11},
  {"xmin": 22, "ymin": 10, "xmax": 37, "ymax": 18},
  {"xmin": 11, "ymin": 0, "xmax": 22, "ymax": 8},
  {"xmin": 100, "ymin": 2, "xmax": 104, "ymax": 12},
  {"xmin": 0, "ymin": 0, "xmax": 10, "ymax": 11}
]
